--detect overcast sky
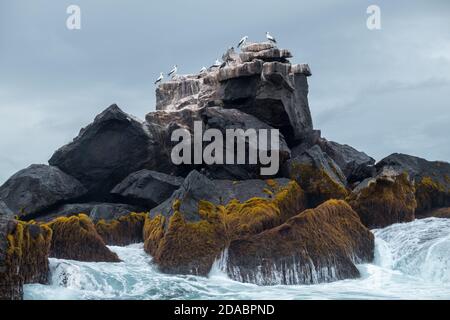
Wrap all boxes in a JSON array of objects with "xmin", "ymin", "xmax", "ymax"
[{"xmin": 0, "ymin": 0, "xmax": 449, "ymax": 184}]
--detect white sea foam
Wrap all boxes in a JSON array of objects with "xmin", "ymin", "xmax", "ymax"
[{"xmin": 24, "ymin": 218, "xmax": 450, "ymax": 300}]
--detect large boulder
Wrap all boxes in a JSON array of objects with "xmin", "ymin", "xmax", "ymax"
[
  {"xmin": 283, "ymin": 145, "xmax": 348, "ymax": 208},
  {"xmin": 48, "ymin": 104, "xmax": 174, "ymax": 200},
  {"xmin": 318, "ymin": 138, "xmax": 375, "ymax": 184},
  {"xmin": 96, "ymin": 212, "xmax": 147, "ymax": 246},
  {"xmin": 376, "ymin": 153, "xmax": 450, "ymax": 215},
  {"xmin": 146, "ymin": 106, "xmax": 290, "ymax": 179},
  {"xmin": 0, "ymin": 164, "xmax": 87, "ymax": 218},
  {"xmin": 0, "ymin": 217, "xmax": 52, "ymax": 300},
  {"xmin": 46, "ymin": 214, "xmax": 120, "ymax": 262},
  {"xmin": 0, "ymin": 201, "xmax": 14, "ymax": 217},
  {"xmin": 226, "ymin": 200, "xmax": 374, "ymax": 285},
  {"xmin": 144, "ymin": 170, "xmax": 305, "ymax": 275},
  {"xmin": 111, "ymin": 170, "xmax": 183, "ymax": 208},
  {"xmin": 348, "ymin": 169, "xmax": 417, "ymax": 228}
]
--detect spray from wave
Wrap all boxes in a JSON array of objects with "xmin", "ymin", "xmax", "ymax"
[{"xmin": 24, "ymin": 218, "xmax": 450, "ymax": 300}]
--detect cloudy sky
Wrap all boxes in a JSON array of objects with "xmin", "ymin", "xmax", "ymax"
[{"xmin": 0, "ymin": 0, "xmax": 449, "ymax": 183}]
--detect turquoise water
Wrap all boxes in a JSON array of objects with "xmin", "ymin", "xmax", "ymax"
[{"xmin": 24, "ymin": 218, "xmax": 450, "ymax": 300}]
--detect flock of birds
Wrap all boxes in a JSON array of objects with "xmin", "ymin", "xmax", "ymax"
[{"xmin": 154, "ymin": 32, "xmax": 277, "ymax": 85}]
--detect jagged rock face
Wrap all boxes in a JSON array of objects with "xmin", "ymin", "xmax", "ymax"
[
  {"xmin": 48, "ymin": 104, "xmax": 175, "ymax": 200},
  {"xmin": 348, "ymin": 171, "xmax": 417, "ymax": 228},
  {"xmin": 376, "ymin": 153, "xmax": 450, "ymax": 214},
  {"xmin": 154, "ymin": 42, "xmax": 313, "ymax": 143},
  {"xmin": 0, "ymin": 201, "xmax": 14, "ymax": 217},
  {"xmin": 0, "ymin": 217, "xmax": 52, "ymax": 300},
  {"xmin": 226, "ymin": 200, "xmax": 374, "ymax": 285},
  {"xmin": 111, "ymin": 170, "xmax": 183, "ymax": 208},
  {"xmin": 46, "ymin": 214, "xmax": 120, "ymax": 262},
  {"xmin": 317, "ymin": 138, "xmax": 375, "ymax": 183},
  {"xmin": 283, "ymin": 145, "xmax": 348, "ymax": 208},
  {"xmin": 144, "ymin": 170, "xmax": 305, "ymax": 275},
  {"xmin": 0, "ymin": 164, "xmax": 87, "ymax": 218},
  {"xmin": 146, "ymin": 106, "xmax": 290, "ymax": 179}
]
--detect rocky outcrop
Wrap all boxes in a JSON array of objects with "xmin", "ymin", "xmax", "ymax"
[
  {"xmin": 422, "ymin": 207, "xmax": 450, "ymax": 219},
  {"xmin": 0, "ymin": 217, "xmax": 52, "ymax": 300},
  {"xmin": 154, "ymin": 43, "xmax": 313, "ymax": 142},
  {"xmin": 96, "ymin": 212, "xmax": 147, "ymax": 246},
  {"xmin": 34, "ymin": 202, "xmax": 143, "ymax": 223},
  {"xmin": 46, "ymin": 214, "xmax": 120, "ymax": 262},
  {"xmin": 0, "ymin": 164, "xmax": 87, "ymax": 218},
  {"xmin": 283, "ymin": 145, "xmax": 348, "ymax": 208},
  {"xmin": 111, "ymin": 170, "xmax": 183, "ymax": 207},
  {"xmin": 318, "ymin": 138, "xmax": 375, "ymax": 184},
  {"xmin": 144, "ymin": 172, "xmax": 305, "ymax": 275},
  {"xmin": 0, "ymin": 201, "xmax": 13, "ymax": 217},
  {"xmin": 376, "ymin": 153, "xmax": 450, "ymax": 215},
  {"xmin": 348, "ymin": 171, "xmax": 417, "ymax": 228},
  {"xmin": 226, "ymin": 200, "xmax": 374, "ymax": 285},
  {"xmin": 48, "ymin": 104, "xmax": 175, "ymax": 200}
]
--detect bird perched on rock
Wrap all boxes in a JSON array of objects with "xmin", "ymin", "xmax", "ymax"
[
  {"xmin": 266, "ymin": 32, "xmax": 277, "ymax": 44},
  {"xmin": 237, "ymin": 36, "xmax": 248, "ymax": 48},
  {"xmin": 168, "ymin": 65, "xmax": 178, "ymax": 78},
  {"xmin": 199, "ymin": 66, "xmax": 207, "ymax": 73},
  {"xmin": 154, "ymin": 72, "xmax": 164, "ymax": 85},
  {"xmin": 222, "ymin": 47, "xmax": 236, "ymax": 63},
  {"xmin": 210, "ymin": 59, "xmax": 222, "ymax": 69}
]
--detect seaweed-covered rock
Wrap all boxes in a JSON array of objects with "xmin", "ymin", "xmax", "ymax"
[
  {"xmin": 318, "ymin": 138, "xmax": 375, "ymax": 183},
  {"xmin": 226, "ymin": 200, "xmax": 374, "ymax": 285},
  {"xmin": 283, "ymin": 145, "xmax": 348, "ymax": 207},
  {"xmin": 144, "ymin": 177, "xmax": 305, "ymax": 275},
  {"xmin": 376, "ymin": 153, "xmax": 450, "ymax": 215},
  {"xmin": 422, "ymin": 207, "xmax": 450, "ymax": 219},
  {"xmin": 348, "ymin": 171, "xmax": 417, "ymax": 228},
  {"xmin": 111, "ymin": 170, "xmax": 182, "ymax": 207},
  {"xmin": 48, "ymin": 104, "xmax": 174, "ymax": 200},
  {"xmin": 0, "ymin": 217, "xmax": 52, "ymax": 300},
  {"xmin": 0, "ymin": 164, "xmax": 87, "ymax": 218},
  {"xmin": 96, "ymin": 212, "xmax": 147, "ymax": 246},
  {"xmin": 46, "ymin": 214, "xmax": 120, "ymax": 262}
]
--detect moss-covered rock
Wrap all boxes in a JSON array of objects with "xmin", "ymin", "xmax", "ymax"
[
  {"xmin": 96, "ymin": 212, "xmax": 147, "ymax": 246},
  {"xmin": 420, "ymin": 207, "xmax": 450, "ymax": 219},
  {"xmin": 348, "ymin": 173, "xmax": 416, "ymax": 228},
  {"xmin": 226, "ymin": 200, "xmax": 374, "ymax": 285},
  {"xmin": 143, "ymin": 180, "xmax": 305, "ymax": 275},
  {"xmin": 415, "ymin": 177, "xmax": 450, "ymax": 215},
  {"xmin": 46, "ymin": 214, "xmax": 120, "ymax": 262},
  {"xmin": 0, "ymin": 217, "xmax": 52, "ymax": 300}
]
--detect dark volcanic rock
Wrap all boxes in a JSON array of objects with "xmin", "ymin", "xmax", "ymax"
[
  {"xmin": 318, "ymin": 138, "xmax": 375, "ymax": 183},
  {"xmin": 376, "ymin": 153, "xmax": 450, "ymax": 214},
  {"xmin": 226, "ymin": 200, "xmax": 374, "ymax": 285},
  {"xmin": 35, "ymin": 202, "xmax": 144, "ymax": 223},
  {"xmin": 0, "ymin": 201, "xmax": 13, "ymax": 217},
  {"xmin": 111, "ymin": 170, "xmax": 183, "ymax": 208},
  {"xmin": 0, "ymin": 164, "xmax": 87, "ymax": 218},
  {"xmin": 48, "ymin": 104, "xmax": 173, "ymax": 200},
  {"xmin": 149, "ymin": 170, "xmax": 292, "ymax": 222}
]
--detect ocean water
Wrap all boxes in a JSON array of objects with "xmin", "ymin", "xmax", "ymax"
[{"xmin": 24, "ymin": 217, "xmax": 450, "ymax": 300}]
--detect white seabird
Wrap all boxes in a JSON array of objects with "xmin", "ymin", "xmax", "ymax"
[
  {"xmin": 168, "ymin": 65, "xmax": 178, "ymax": 77},
  {"xmin": 237, "ymin": 36, "xmax": 248, "ymax": 48},
  {"xmin": 266, "ymin": 31, "xmax": 277, "ymax": 44},
  {"xmin": 154, "ymin": 72, "xmax": 164, "ymax": 85},
  {"xmin": 211, "ymin": 59, "xmax": 222, "ymax": 68},
  {"xmin": 199, "ymin": 66, "xmax": 207, "ymax": 73}
]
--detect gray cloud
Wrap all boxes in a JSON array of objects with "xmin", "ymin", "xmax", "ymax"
[{"xmin": 0, "ymin": 0, "xmax": 449, "ymax": 183}]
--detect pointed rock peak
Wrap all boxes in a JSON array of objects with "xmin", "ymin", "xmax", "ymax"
[{"xmin": 94, "ymin": 103, "xmax": 139, "ymax": 123}]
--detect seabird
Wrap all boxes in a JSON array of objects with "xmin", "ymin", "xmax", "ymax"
[
  {"xmin": 154, "ymin": 72, "xmax": 163, "ymax": 85},
  {"xmin": 199, "ymin": 66, "xmax": 207, "ymax": 73},
  {"xmin": 266, "ymin": 32, "xmax": 277, "ymax": 44},
  {"xmin": 168, "ymin": 65, "xmax": 178, "ymax": 77},
  {"xmin": 237, "ymin": 36, "xmax": 248, "ymax": 48},
  {"xmin": 211, "ymin": 59, "xmax": 222, "ymax": 68}
]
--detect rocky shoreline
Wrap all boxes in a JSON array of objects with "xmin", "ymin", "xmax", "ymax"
[{"xmin": 1, "ymin": 42, "xmax": 449, "ymax": 299}]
